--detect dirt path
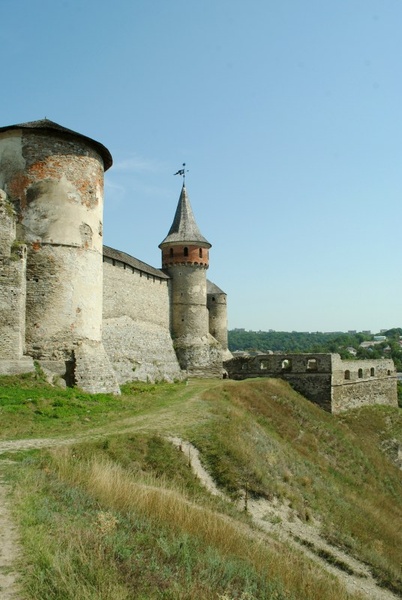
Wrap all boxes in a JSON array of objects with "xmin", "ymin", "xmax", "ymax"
[{"xmin": 0, "ymin": 461, "xmax": 22, "ymax": 600}]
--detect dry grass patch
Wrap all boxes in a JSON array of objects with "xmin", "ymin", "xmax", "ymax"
[{"xmin": 44, "ymin": 447, "xmax": 359, "ymax": 600}]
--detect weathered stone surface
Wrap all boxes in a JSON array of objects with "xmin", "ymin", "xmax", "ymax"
[
  {"xmin": 224, "ymin": 353, "xmax": 398, "ymax": 413},
  {"xmin": 0, "ymin": 357, "xmax": 34, "ymax": 375},
  {"xmin": 74, "ymin": 340, "xmax": 120, "ymax": 394},
  {"xmin": 207, "ymin": 280, "xmax": 231, "ymax": 358},
  {"xmin": 1, "ymin": 126, "xmax": 105, "ymax": 366},
  {"xmin": 0, "ymin": 190, "xmax": 27, "ymax": 360},
  {"xmin": 103, "ymin": 316, "xmax": 183, "ymax": 383},
  {"xmin": 103, "ymin": 258, "xmax": 169, "ymax": 328},
  {"xmin": 0, "ymin": 120, "xmax": 228, "ymax": 391},
  {"xmin": 173, "ymin": 333, "xmax": 222, "ymax": 378}
]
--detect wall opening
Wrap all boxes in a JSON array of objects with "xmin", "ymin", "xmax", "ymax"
[
  {"xmin": 170, "ymin": 248, "xmax": 174, "ymax": 258},
  {"xmin": 344, "ymin": 370, "xmax": 350, "ymax": 380},
  {"xmin": 358, "ymin": 368, "xmax": 363, "ymax": 378},
  {"xmin": 260, "ymin": 360, "xmax": 268, "ymax": 370},
  {"xmin": 281, "ymin": 359, "xmax": 292, "ymax": 372},
  {"xmin": 184, "ymin": 247, "xmax": 189, "ymax": 257},
  {"xmin": 199, "ymin": 248, "xmax": 203, "ymax": 258},
  {"xmin": 306, "ymin": 358, "xmax": 317, "ymax": 371},
  {"xmin": 370, "ymin": 367, "xmax": 375, "ymax": 377}
]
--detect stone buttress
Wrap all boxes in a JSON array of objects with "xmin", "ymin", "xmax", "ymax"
[
  {"xmin": 0, "ymin": 119, "xmax": 119, "ymax": 393},
  {"xmin": 159, "ymin": 184, "xmax": 223, "ymax": 376}
]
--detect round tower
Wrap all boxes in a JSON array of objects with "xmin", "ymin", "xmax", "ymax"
[
  {"xmin": 207, "ymin": 280, "xmax": 231, "ymax": 360},
  {"xmin": 159, "ymin": 183, "xmax": 222, "ymax": 376},
  {"xmin": 0, "ymin": 119, "xmax": 119, "ymax": 392}
]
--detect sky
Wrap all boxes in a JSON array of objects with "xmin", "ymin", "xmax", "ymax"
[{"xmin": 1, "ymin": 0, "xmax": 401, "ymax": 333}]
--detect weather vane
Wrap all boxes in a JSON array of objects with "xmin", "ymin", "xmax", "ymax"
[{"xmin": 174, "ymin": 162, "xmax": 189, "ymax": 183}]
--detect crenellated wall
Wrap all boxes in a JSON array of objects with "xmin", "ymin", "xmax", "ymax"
[{"xmin": 224, "ymin": 353, "xmax": 398, "ymax": 413}]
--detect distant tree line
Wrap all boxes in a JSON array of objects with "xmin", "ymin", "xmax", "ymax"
[{"xmin": 228, "ymin": 328, "xmax": 402, "ymax": 371}]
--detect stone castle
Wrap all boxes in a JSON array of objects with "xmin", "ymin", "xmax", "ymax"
[
  {"xmin": 0, "ymin": 119, "xmax": 230, "ymax": 393},
  {"xmin": 0, "ymin": 118, "xmax": 398, "ymax": 413}
]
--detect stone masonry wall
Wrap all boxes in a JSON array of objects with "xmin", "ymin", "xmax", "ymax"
[
  {"xmin": 103, "ymin": 316, "xmax": 182, "ymax": 384},
  {"xmin": 103, "ymin": 258, "xmax": 170, "ymax": 328},
  {"xmin": 331, "ymin": 355, "xmax": 397, "ymax": 413},
  {"xmin": 0, "ymin": 127, "xmax": 119, "ymax": 393},
  {"xmin": 224, "ymin": 353, "xmax": 397, "ymax": 413},
  {"xmin": 0, "ymin": 190, "xmax": 28, "ymax": 359},
  {"xmin": 102, "ymin": 260, "xmax": 182, "ymax": 382},
  {"xmin": 207, "ymin": 290, "xmax": 229, "ymax": 355},
  {"xmin": 224, "ymin": 353, "xmax": 333, "ymax": 411}
]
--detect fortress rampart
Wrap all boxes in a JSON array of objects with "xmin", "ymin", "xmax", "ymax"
[
  {"xmin": 224, "ymin": 353, "xmax": 398, "ymax": 413},
  {"xmin": 102, "ymin": 246, "xmax": 182, "ymax": 383},
  {"xmin": 0, "ymin": 118, "xmax": 397, "ymax": 411}
]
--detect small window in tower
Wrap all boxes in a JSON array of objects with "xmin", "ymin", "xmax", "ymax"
[
  {"xmin": 170, "ymin": 248, "xmax": 173, "ymax": 258},
  {"xmin": 184, "ymin": 247, "xmax": 189, "ymax": 257},
  {"xmin": 199, "ymin": 248, "xmax": 203, "ymax": 258}
]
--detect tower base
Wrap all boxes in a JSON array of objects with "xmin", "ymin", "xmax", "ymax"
[{"xmin": 174, "ymin": 334, "xmax": 223, "ymax": 378}]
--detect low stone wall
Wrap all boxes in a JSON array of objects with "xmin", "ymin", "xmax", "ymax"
[
  {"xmin": 331, "ymin": 355, "xmax": 397, "ymax": 413},
  {"xmin": 224, "ymin": 353, "xmax": 398, "ymax": 413}
]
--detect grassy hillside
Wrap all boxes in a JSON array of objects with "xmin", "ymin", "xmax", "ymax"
[{"xmin": 1, "ymin": 371, "xmax": 401, "ymax": 599}]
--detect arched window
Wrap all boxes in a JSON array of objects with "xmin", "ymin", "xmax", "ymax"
[
  {"xmin": 344, "ymin": 370, "xmax": 350, "ymax": 380},
  {"xmin": 184, "ymin": 247, "xmax": 189, "ymax": 257},
  {"xmin": 370, "ymin": 367, "xmax": 375, "ymax": 377},
  {"xmin": 199, "ymin": 248, "xmax": 203, "ymax": 258},
  {"xmin": 281, "ymin": 359, "xmax": 292, "ymax": 372},
  {"xmin": 358, "ymin": 368, "xmax": 363, "ymax": 378}
]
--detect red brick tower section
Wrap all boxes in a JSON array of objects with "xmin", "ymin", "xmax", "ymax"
[{"xmin": 159, "ymin": 184, "xmax": 222, "ymax": 377}]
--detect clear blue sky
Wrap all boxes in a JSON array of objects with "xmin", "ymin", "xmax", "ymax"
[{"xmin": 2, "ymin": 0, "xmax": 401, "ymax": 333}]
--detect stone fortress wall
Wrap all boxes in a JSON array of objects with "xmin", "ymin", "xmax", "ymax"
[
  {"xmin": 0, "ymin": 118, "xmax": 397, "ymax": 413},
  {"xmin": 224, "ymin": 353, "xmax": 398, "ymax": 413},
  {"xmin": 102, "ymin": 246, "xmax": 182, "ymax": 384},
  {"xmin": 0, "ymin": 119, "xmax": 229, "ymax": 391}
]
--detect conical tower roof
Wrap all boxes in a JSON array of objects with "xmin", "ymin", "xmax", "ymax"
[
  {"xmin": 159, "ymin": 184, "xmax": 211, "ymax": 248},
  {"xmin": 0, "ymin": 118, "xmax": 113, "ymax": 171}
]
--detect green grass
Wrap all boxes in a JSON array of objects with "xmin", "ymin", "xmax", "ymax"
[
  {"xmin": 187, "ymin": 379, "xmax": 402, "ymax": 594},
  {"xmin": 7, "ymin": 447, "xmax": 350, "ymax": 600},
  {"xmin": 1, "ymin": 374, "xmax": 401, "ymax": 598},
  {"xmin": 0, "ymin": 372, "xmax": 201, "ymax": 439}
]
